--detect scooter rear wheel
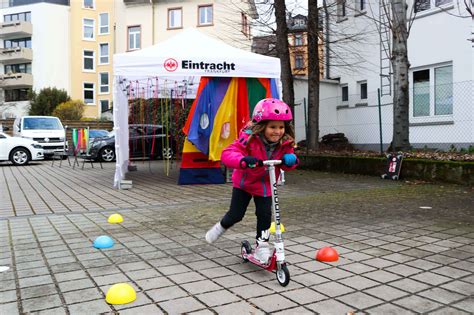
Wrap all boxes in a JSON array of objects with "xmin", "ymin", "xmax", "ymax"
[
  {"xmin": 276, "ymin": 264, "xmax": 290, "ymax": 287},
  {"xmin": 241, "ymin": 240, "xmax": 252, "ymax": 262}
]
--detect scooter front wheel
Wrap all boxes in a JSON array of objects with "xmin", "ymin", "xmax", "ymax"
[
  {"xmin": 241, "ymin": 240, "xmax": 252, "ymax": 262},
  {"xmin": 276, "ymin": 264, "xmax": 290, "ymax": 287}
]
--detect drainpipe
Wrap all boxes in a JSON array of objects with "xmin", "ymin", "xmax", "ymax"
[
  {"xmin": 323, "ymin": 0, "xmax": 330, "ymax": 79},
  {"xmin": 150, "ymin": 0, "xmax": 155, "ymax": 45}
]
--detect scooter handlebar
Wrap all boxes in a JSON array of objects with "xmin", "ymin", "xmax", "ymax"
[{"xmin": 259, "ymin": 160, "xmax": 282, "ymax": 166}]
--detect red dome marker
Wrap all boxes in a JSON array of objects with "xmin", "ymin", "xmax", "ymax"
[{"xmin": 316, "ymin": 247, "xmax": 339, "ymax": 262}]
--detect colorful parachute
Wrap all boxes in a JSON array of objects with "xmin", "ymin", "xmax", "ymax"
[{"xmin": 179, "ymin": 76, "xmax": 279, "ymax": 185}]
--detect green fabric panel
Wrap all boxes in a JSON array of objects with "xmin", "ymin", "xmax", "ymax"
[{"xmin": 246, "ymin": 78, "xmax": 267, "ymax": 115}]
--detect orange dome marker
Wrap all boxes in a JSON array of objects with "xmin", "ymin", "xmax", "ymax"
[{"xmin": 316, "ymin": 247, "xmax": 339, "ymax": 262}]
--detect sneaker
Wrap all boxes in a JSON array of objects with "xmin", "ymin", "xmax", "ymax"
[
  {"xmin": 254, "ymin": 239, "xmax": 271, "ymax": 264},
  {"xmin": 205, "ymin": 222, "xmax": 226, "ymax": 244}
]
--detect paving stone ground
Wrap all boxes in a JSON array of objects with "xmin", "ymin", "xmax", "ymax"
[{"xmin": 0, "ymin": 160, "xmax": 473, "ymax": 314}]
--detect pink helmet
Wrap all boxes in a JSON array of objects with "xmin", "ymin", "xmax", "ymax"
[{"xmin": 252, "ymin": 98, "xmax": 293, "ymax": 123}]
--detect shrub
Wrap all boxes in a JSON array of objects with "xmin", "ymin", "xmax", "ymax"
[
  {"xmin": 52, "ymin": 100, "xmax": 85, "ymax": 120},
  {"xmin": 28, "ymin": 87, "xmax": 70, "ymax": 116}
]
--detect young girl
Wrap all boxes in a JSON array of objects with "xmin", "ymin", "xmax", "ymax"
[{"xmin": 205, "ymin": 98, "xmax": 298, "ymax": 264}]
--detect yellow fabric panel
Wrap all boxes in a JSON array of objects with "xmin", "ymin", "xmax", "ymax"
[
  {"xmin": 183, "ymin": 137, "xmax": 201, "ymax": 153},
  {"xmin": 208, "ymin": 78, "xmax": 239, "ymax": 161}
]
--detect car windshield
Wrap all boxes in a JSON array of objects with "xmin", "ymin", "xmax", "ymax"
[{"xmin": 23, "ymin": 118, "xmax": 62, "ymax": 130}]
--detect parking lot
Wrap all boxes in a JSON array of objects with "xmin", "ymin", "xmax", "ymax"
[{"xmin": 0, "ymin": 160, "xmax": 473, "ymax": 314}]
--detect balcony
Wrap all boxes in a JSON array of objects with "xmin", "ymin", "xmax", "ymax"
[
  {"xmin": 0, "ymin": 47, "xmax": 32, "ymax": 64},
  {"xmin": 0, "ymin": 21, "xmax": 32, "ymax": 39},
  {"xmin": 0, "ymin": 73, "xmax": 33, "ymax": 88}
]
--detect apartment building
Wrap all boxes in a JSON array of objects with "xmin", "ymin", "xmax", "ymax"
[
  {"xmin": 70, "ymin": 0, "xmax": 114, "ymax": 118},
  {"xmin": 251, "ymin": 14, "xmax": 324, "ymax": 78},
  {"xmin": 0, "ymin": 0, "xmax": 70, "ymax": 118},
  {"xmin": 115, "ymin": 0, "xmax": 257, "ymax": 53}
]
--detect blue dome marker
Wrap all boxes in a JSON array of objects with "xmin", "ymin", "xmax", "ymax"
[{"xmin": 93, "ymin": 235, "xmax": 114, "ymax": 249}]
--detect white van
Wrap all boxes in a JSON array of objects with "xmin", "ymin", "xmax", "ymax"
[{"xmin": 13, "ymin": 116, "xmax": 67, "ymax": 157}]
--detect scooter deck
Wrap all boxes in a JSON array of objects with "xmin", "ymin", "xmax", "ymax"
[{"xmin": 243, "ymin": 249, "xmax": 277, "ymax": 271}]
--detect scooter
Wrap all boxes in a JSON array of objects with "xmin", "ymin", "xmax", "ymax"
[{"xmin": 240, "ymin": 159, "xmax": 290, "ymax": 287}]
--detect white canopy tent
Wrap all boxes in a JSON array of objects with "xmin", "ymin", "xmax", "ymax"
[{"xmin": 113, "ymin": 28, "xmax": 281, "ymax": 187}]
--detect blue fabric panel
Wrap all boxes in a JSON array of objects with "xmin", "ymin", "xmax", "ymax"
[
  {"xmin": 187, "ymin": 77, "xmax": 231, "ymax": 155},
  {"xmin": 270, "ymin": 78, "xmax": 280, "ymax": 99}
]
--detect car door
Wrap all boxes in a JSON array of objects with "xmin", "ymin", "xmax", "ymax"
[{"xmin": 0, "ymin": 133, "xmax": 8, "ymax": 160}]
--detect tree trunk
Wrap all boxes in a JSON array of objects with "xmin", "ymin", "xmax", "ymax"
[
  {"xmin": 391, "ymin": 0, "xmax": 411, "ymax": 151},
  {"xmin": 307, "ymin": 0, "xmax": 320, "ymax": 150},
  {"xmin": 274, "ymin": 0, "xmax": 294, "ymax": 113}
]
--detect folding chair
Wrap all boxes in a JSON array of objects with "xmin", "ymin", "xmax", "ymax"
[{"xmin": 51, "ymin": 126, "xmax": 72, "ymax": 167}]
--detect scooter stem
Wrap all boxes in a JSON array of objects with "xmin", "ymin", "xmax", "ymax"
[{"xmin": 265, "ymin": 160, "xmax": 285, "ymax": 263}]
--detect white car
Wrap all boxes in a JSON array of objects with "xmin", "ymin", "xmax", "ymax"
[{"xmin": 0, "ymin": 132, "xmax": 44, "ymax": 166}]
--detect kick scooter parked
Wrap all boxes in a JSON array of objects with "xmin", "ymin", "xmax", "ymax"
[{"xmin": 241, "ymin": 159, "xmax": 290, "ymax": 286}]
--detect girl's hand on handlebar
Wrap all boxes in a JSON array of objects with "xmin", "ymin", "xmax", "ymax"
[
  {"xmin": 282, "ymin": 154, "xmax": 297, "ymax": 167},
  {"xmin": 240, "ymin": 156, "xmax": 258, "ymax": 169}
]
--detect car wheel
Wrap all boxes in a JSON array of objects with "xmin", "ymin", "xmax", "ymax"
[
  {"xmin": 10, "ymin": 147, "xmax": 31, "ymax": 166},
  {"xmin": 99, "ymin": 147, "xmax": 115, "ymax": 162}
]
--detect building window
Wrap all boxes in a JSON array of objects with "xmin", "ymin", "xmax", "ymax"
[
  {"xmin": 413, "ymin": 69, "xmax": 430, "ymax": 116},
  {"xmin": 435, "ymin": 0, "xmax": 452, "ymax": 5},
  {"xmin": 99, "ymin": 13, "xmax": 109, "ymax": 34},
  {"xmin": 5, "ymin": 88, "xmax": 29, "ymax": 102},
  {"xmin": 128, "ymin": 26, "xmax": 141, "ymax": 50},
  {"xmin": 358, "ymin": 0, "xmax": 366, "ymax": 11},
  {"xmin": 83, "ymin": 83, "xmax": 95, "ymax": 104},
  {"xmin": 341, "ymin": 85, "xmax": 348, "ymax": 102},
  {"xmin": 241, "ymin": 12, "xmax": 250, "ymax": 37},
  {"xmin": 99, "ymin": 72, "xmax": 109, "ymax": 94},
  {"xmin": 83, "ymin": 18, "xmax": 94, "ymax": 40},
  {"xmin": 294, "ymin": 34, "xmax": 303, "ymax": 46},
  {"xmin": 100, "ymin": 100, "xmax": 109, "ymax": 113},
  {"xmin": 99, "ymin": 43, "xmax": 109, "ymax": 64},
  {"xmin": 168, "ymin": 8, "xmax": 182, "ymax": 29},
  {"xmin": 4, "ymin": 12, "xmax": 31, "ymax": 22},
  {"xmin": 413, "ymin": 65, "xmax": 452, "ymax": 117},
  {"xmin": 294, "ymin": 55, "xmax": 304, "ymax": 69},
  {"xmin": 415, "ymin": 0, "xmax": 452, "ymax": 13},
  {"xmin": 337, "ymin": 0, "xmax": 346, "ymax": 19},
  {"xmin": 434, "ymin": 66, "xmax": 453, "ymax": 115},
  {"xmin": 5, "ymin": 63, "xmax": 31, "ymax": 74},
  {"xmin": 83, "ymin": 0, "xmax": 94, "ymax": 9},
  {"xmin": 4, "ymin": 37, "xmax": 31, "ymax": 48},
  {"xmin": 359, "ymin": 81, "xmax": 367, "ymax": 100},
  {"xmin": 83, "ymin": 50, "xmax": 94, "ymax": 71},
  {"xmin": 198, "ymin": 5, "xmax": 213, "ymax": 26}
]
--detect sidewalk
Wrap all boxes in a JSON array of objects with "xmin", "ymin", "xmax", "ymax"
[{"xmin": 0, "ymin": 161, "xmax": 473, "ymax": 314}]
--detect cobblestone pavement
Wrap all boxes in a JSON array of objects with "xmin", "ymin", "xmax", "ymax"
[{"xmin": 0, "ymin": 160, "xmax": 473, "ymax": 314}]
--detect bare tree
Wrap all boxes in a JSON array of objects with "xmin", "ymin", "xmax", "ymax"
[
  {"xmin": 274, "ymin": 0, "xmax": 295, "ymax": 111},
  {"xmin": 306, "ymin": 0, "xmax": 320, "ymax": 150},
  {"xmin": 390, "ymin": 0, "xmax": 411, "ymax": 150}
]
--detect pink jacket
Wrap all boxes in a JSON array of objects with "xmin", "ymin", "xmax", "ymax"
[{"xmin": 221, "ymin": 129, "xmax": 298, "ymax": 197}]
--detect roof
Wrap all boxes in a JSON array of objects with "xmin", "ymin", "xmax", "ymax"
[{"xmin": 113, "ymin": 28, "xmax": 281, "ymax": 79}]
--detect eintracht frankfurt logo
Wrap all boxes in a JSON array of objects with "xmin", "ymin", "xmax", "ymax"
[{"xmin": 164, "ymin": 58, "xmax": 178, "ymax": 72}]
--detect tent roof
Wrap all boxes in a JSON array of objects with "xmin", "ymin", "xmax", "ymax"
[{"xmin": 113, "ymin": 28, "xmax": 281, "ymax": 79}]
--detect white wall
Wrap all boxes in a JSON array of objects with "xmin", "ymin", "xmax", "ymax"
[
  {"xmin": 293, "ymin": 77, "xmax": 340, "ymax": 143},
  {"xmin": 115, "ymin": 0, "xmax": 252, "ymax": 53}
]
